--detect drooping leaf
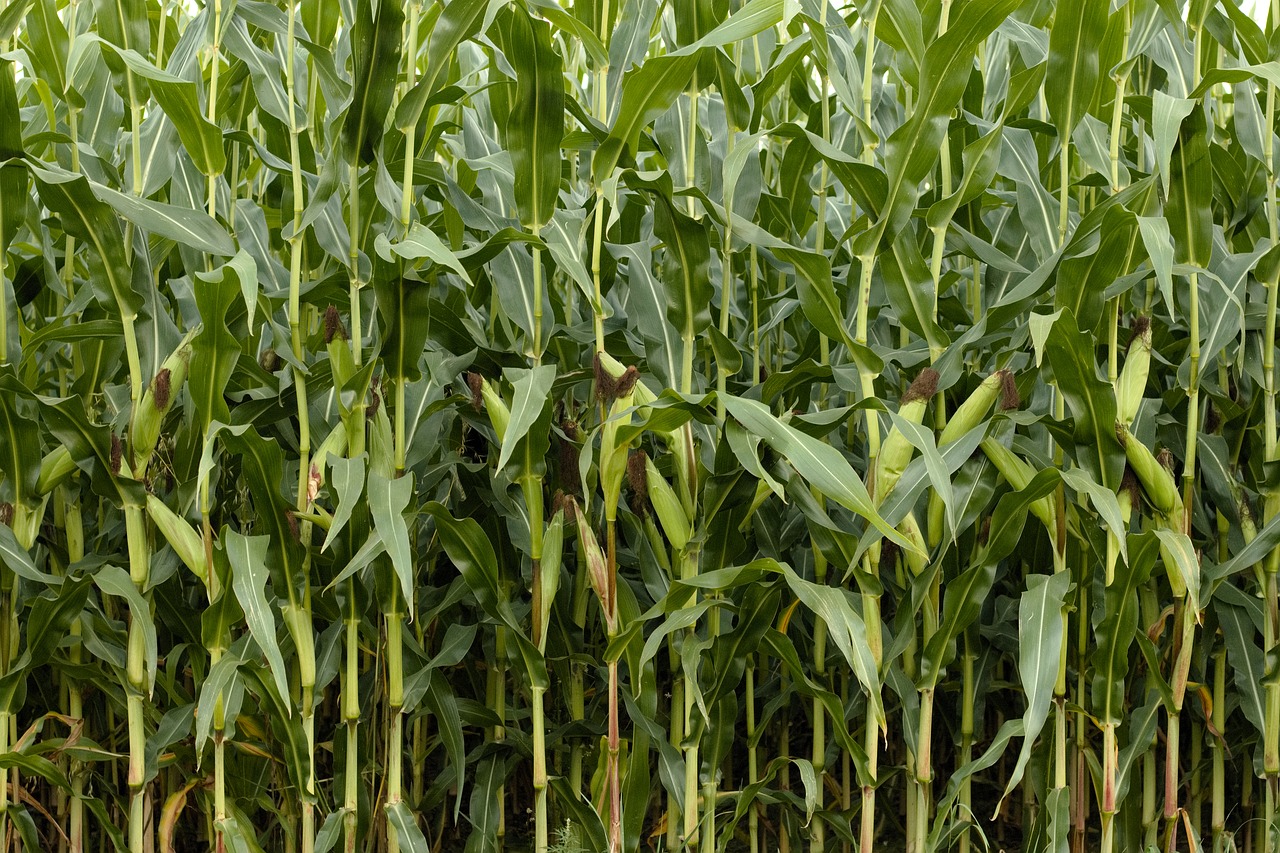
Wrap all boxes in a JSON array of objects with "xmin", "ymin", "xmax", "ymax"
[
  {"xmin": 496, "ymin": 365, "xmax": 556, "ymax": 472},
  {"xmin": 89, "ymin": 181, "xmax": 235, "ymax": 256},
  {"xmin": 721, "ymin": 395, "xmax": 910, "ymax": 550},
  {"xmin": 368, "ymin": 471, "xmax": 415, "ymax": 613},
  {"xmin": 190, "ymin": 253, "xmax": 251, "ymax": 430},
  {"xmin": 89, "ymin": 38, "xmax": 225, "ymax": 177},
  {"xmin": 223, "ymin": 530, "xmax": 291, "ymax": 705},
  {"xmin": 95, "ymin": 565, "xmax": 157, "ymax": 693},
  {"xmin": 999, "ymin": 571, "xmax": 1071, "ymax": 807},
  {"xmin": 1045, "ymin": 309, "xmax": 1125, "ymax": 489},
  {"xmin": 30, "ymin": 163, "xmax": 139, "ymax": 316},
  {"xmin": 422, "ymin": 503, "xmax": 548, "ymax": 688}
]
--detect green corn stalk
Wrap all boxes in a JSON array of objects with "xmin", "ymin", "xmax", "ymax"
[
  {"xmin": 283, "ymin": 0, "xmax": 320, "ymax": 847},
  {"xmin": 858, "ymin": 367, "xmax": 934, "ymax": 851},
  {"xmin": 333, "ymin": 307, "xmax": 365, "ymax": 853},
  {"xmin": 0, "ymin": 2, "xmax": 1277, "ymax": 852}
]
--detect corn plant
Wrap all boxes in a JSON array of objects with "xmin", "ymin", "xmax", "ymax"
[{"xmin": 5, "ymin": 1, "xmax": 1280, "ymax": 853}]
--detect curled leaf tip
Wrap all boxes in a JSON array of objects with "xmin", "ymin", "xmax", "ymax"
[{"xmin": 903, "ymin": 367, "xmax": 939, "ymax": 404}]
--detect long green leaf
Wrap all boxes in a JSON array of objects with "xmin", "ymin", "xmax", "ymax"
[
  {"xmin": 721, "ymin": 394, "xmax": 910, "ymax": 550},
  {"xmin": 368, "ymin": 471, "xmax": 415, "ymax": 613},
  {"xmin": 224, "ymin": 530, "xmax": 291, "ymax": 706},
  {"xmin": 999, "ymin": 571, "xmax": 1071, "ymax": 806},
  {"xmin": 1045, "ymin": 0, "xmax": 1109, "ymax": 140},
  {"xmin": 495, "ymin": 8, "xmax": 564, "ymax": 230},
  {"xmin": 344, "ymin": 0, "xmax": 405, "ymax": 164}
]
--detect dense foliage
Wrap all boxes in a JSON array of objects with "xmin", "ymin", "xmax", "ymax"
[{"xmin": 1, "ymin": 0, "xmax": 1279, "ymax": 851}]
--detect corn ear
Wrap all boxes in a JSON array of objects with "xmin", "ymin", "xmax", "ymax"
[
  {"xmin": 1115, "ymin": 422, "xmax": 1181, "ymax": 518},
  {"xmin": 979, "ymin": 438, "xmax": 1056, "ymax": 532},
  {"xmin": 873, "ymin": 369, "xmax": 937, "ymax": 504},
  {"xmin": 282, "ymin": 603, "xmax": 316, "ymax": 689},
  {"xmin": 927, "ymin": 496, "xmax": 945, "ymax": 549},
  {"xmin": 928, "ymin": 370, "xmax": 1017, "ymax": 544},
  {"xmin": 35, "ymin": 445, "xmax": 77, "ymax": 496},
  {"xmin": 1114, "ymin": 316, "xmax": 1151, "ymax": 427},
  {"xmin": 132, "ymin": 333, "xmax": 195, "ymax": 473},
  {"xmin": 597, "ymin": 351, "xmax": 656, "ymax": 408},
  {"xmin": 599, "ymin": 399, "xmax": 630, "ymax": 523},
  {"xmin": 127, "ymin": 623, "xmax": 146, "ymax": 689},
  {"xmin": 308, "ymin": 423, "xmax": 349, "ymax": 501},
  {"xmin": 1105, "ymin": 470, "xmax": 1137, "ymax": 585},
  {"xmin": 324, "ymin": 306, "xmax": 356, "ymax": 388},
  {"xmin": 146, "ymin": 494, "xmax": 210, "ymax": 588},
  {"xmin": 645, "ymin": 457, "xmax": 690, "ymax": 550},
  {"xmin": 643, "ymin": 514, "xmax": 673, "ymax": 574},
  {"xmin": 899, "ymin": 511, "xmax": 929, "ymax": 576},
  {"xmin": 670, "ymin": 424, "xmax": 696, "ymax": 516},
  {"xmin": 9, "ymin": 502, "xmax": 42, "ymax": 551},
  {"xmin": 537, "ymin": 509, "xmax": 565, "ymax": 651},
  {"xmin": 476, "ymin": 376, "xmax": 511, "ymax": 442},
  {"xmin": 599, "ymin": 348, "xmax": 680, "ymax": 491},
  {"xmin": 572, "ymin": 501, "xmax": 615, "ymax": 635},
  {"xmin": 598, "ymin": 357, "xmax": 643, "ymax": 522},
  {"xmin": 938, "ymin": 369, "xmax": 1012, "ymax": 447},
  {"xmin": 979, "ymin": 438, "xmax": 1034, "ymax": 490},
  {"xmin": 598, "ymin": 351, "xmax": 694, "ymax": 515},
  {"xmin": 1156, "ymin": 522, "xmax": 1189, "ymax": 600}
]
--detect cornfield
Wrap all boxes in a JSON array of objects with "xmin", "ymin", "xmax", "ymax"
[{"xmin": 3, "ymin": 0, "xmax": 1280, "ymax": 851}]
